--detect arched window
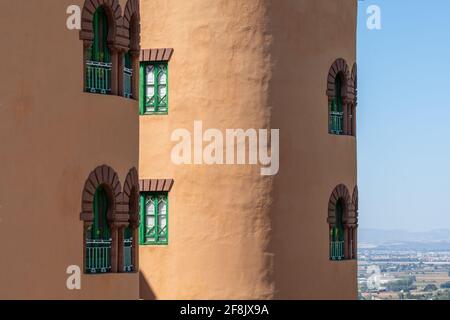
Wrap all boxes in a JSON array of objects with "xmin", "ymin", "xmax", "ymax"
[
  {"xmin": 123, "ymin": 52, "xmax": 133, "ymax": 98},
  {"xmin": 330, "ymin": 198, "xmax": 345, "ymax": 260},
  {"xmin": 328, "ymin": 184, "xmax": 355, "ymax": 261},
  {"xmin": 80, "ymin": 0, "xmax": 141, "ymax": 98},
  {"xmin": 351, "ymin": 186, "xmax": 359, "ymax": 259},
  {"xmin": 80, "ymin": 165, "xmax": 122, "ymax": 274},
  {"xmin": 121, "ymin": 0, "xmax": 141, "ymax": 99},
  {"xmin": 327, "ymin": 58, "xmax": 357, "ymax": 136},
  {"xmin": 85, "ymin": 7, "xmax": 112, "ymax": 95},
  {"xmin": 330, "ymin": 74, "xmax": 344, "ymax": 134},
  {"xmin": 349, "ymin": 63, "xmax": 358, "ymax": 137},
  {"xmin": 123, "ymin": 185, "xmax": 138, "ymax": 270},
  {"xmin": 121, "ymin": 168, "xmax": 140, "ymax": 273},
  {"xmin": 86, "ymin": 186, "xmax": 112, "ymax": 273}
]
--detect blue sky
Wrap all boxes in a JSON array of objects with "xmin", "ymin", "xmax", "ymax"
[{"xmin": 357, "ymin": 0, "xmax": 450, "ymax": 231}]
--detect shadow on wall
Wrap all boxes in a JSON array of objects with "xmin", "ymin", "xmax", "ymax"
[
  {"xmin": 265, "ymin": 0, "xmax": 358, "ymax": 300},
  {"xmin": 139, "ymin": 271, "xmax": 156, "ymax": 300}
]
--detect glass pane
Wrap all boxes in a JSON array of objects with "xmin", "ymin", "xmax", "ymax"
[
  {"xmin": 146, "ymin": 86, "xmax": 155, "ymax": 100},
  {"xmin": 158, "ymin": 85, "xmax": 167, "ymax": 100},
  {"xmin": 158, "ymin": 211, "xmax": 167, "ymax": 230},
  {"xmin": 146, "ymin": 215, "xmax": 155, "ymax": 229},
  {"xmin": 146, "ymin": 66, "xmax": 155, "ymax": 85},
  {"xmin": 158, "ymin": 69, "xmax": 167, "ymax": 85},
  {"xmin": 146, "ymin": 198, "xmax": 156, "ymax": 228}
]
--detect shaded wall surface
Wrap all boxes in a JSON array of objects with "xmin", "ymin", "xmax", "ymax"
[{"xmin": 0, "ymin": 0, "xmax": 139, "ymax": 299}]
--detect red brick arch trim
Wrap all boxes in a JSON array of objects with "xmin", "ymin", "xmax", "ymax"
[
  {"xmin": 326, "ymin": 58, "xmax": 352, "ymax": 102},
  {"xmin": 121, "ymin": 0, "xmax": 141, "ymax": 51},
  {"xmin": 352, "ymin": 186, "xmax": 358, "ymax": 211},
  {"xmin": 352, "ymin": 185, "xmax": 359, "ymax": 218},
  {"xmin": 122, "ymin": 167, "xmax": 140, "ymax": 225},
  {"xmin": 140, "ymin": 48, "xmax": 174, "ymax": 62},
  {"xmin": 80, "ymin": 165, "xmax": 122, "ymax": 223},
  {"xmin": 351, "ymin": 63, "xmax": 357, "ymax": 90},
  {"xmin": 119, "ymin": 167, "xmax": 140, "ymax": 272},
  {"xmin": 79, "ymin": 0, "xmax": 122, "ymax": 45},
  {"xmin": 351, "ymin": 63, "xmax": 357, "ymax": 103},
  {"xmin": 140, "ymin": 179, "xmax": 174, "ymax": 192},
  {"xmin": 327, "ymin": 184, "xmax": 351, "ymax": 226}
]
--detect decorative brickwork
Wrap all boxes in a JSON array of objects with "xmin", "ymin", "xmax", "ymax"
[
  {"xmin": 326, "ymin": 58, "xmax": 351, "ymax": 101},
  {"xmin": 327, "ymin": 184, "xmax": 351, "ymax": 226},
  {"xmin": 123, "ymin": 0, "xmax": 141, "ymax": 51},
  {"xmin": 139, "ymin": 179, "xmax": 175, "ymax": 192},
  {"xmin": 351, "ymin": 63, "xmax": 357, "ymax": 104},
  {"xmin": 80, "ymin": 0, "xmax": 141, "ymax": 98},
  {"xmin": 327, "ymin": 58, "xmax": 357, "ymax": 136},
  {"xmin": 327, "ymin": 184, "xmax": 357, "ymax": 260},
  {"xmin": 351, "ymin": 185, "xmax": 358, "ymax": 218},
  {"xmin": 80, "ymin": 165, "xmax": 121, "ymax": 222},
  {"xmin": 140, "ymin": 48, "xmax": 174, "ymax": 62},
  {"xmin": 350, "ymin": 186, "xmax": 359, "ymax": 259},
  {"xmin": 80, "ymin": 0, "xmax": 122, "ymax": 44},
  {"xmin": 80, "ymin": 165, "xmax": 140, "ymax": 273}
]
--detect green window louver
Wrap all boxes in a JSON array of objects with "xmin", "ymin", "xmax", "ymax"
[
  {"xmin": 91, "ymin": 7, "xmax": 110, "ymax": 63},
  {"xmin": 123, "ymin": 226, "xmax": 133, "ymax": 272},
  {"xmin": 92, "ymin": 186, "xmax": 110, "ymax": 240},
  {"xmin": 86, "ymin": 186, "xmax": 112, "ymax": 273},
  {"xmin": 139, "ymin": 192, "xmax": 168, "ymax": 245},
  {"xmin": 330, "ymin": 199, "xmax": 345, "ymax": 261},
  {"xmin": 123, "ymin": 52, "xmax": 133, "ymax": 98},
  {"xmin": 329, "ymin": 75, "xmax": 344, "ymax": 135},
  {"xmin": 85, "ymin": 7, "xmax": 112, "ymax": 94},
  {"xmin": 139, "ymin": 62, "xmax": 168, "ymax": 115}
]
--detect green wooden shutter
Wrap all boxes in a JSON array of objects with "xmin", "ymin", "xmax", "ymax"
[
  {"xmin": 92, "ymin": 187, "xmax": 109, "ymax": 240},
  {"xmin": 92, "ymin": 7, "xmax": 109, "ymax": 63},
  {"xmin": 92, "ymin": 10, "xmax": 99, "ymax": 61},
  {"xmin": 139, "ymin": 194, "xmax": 145, "ymax": 244},
  {"xmin": 335, "ymin": 200, "xmax": 344, "ymax": 242},
  {"xmin": 335, "ymin": 76, "xmax": 342, "ymax": 113},
  {"xmin": 156, "ymin": 194, "xmax": 168, "ymax": 243},
  {"xmin": 139, "ymin": 64, "xmax": 145, "ymax": 115},
  {"xmin": 102, "ymin": 9, "xmax": 110, "ymax": 63},
  {"xmin": 140, "ymin": 62, "xmax": 169, "ymax": 115}
]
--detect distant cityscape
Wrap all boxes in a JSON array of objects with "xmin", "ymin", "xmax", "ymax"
[{"xmin": 358, "ymin": 229, "xmax": 450, "ymax": 300}]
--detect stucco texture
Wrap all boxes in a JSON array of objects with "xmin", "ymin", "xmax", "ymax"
[
  {"xmin": 0, "ymin": 0, "xmax": 139, "ymax": 299},
  {"xmin": 139, "ymin": 0, "xmax": 357, "ymax": 300}
]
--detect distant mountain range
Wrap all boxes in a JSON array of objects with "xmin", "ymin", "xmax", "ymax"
[{"xmin": 359, "ymin": 228, "xmax": 450, "ymax": 250}]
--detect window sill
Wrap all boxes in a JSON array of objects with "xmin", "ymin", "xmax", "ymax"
[
  {"xmin": 329, "ymin": 258, "xmax": 357, "ymax": 262},
  {"xmin": 83, "ymin": 91, "xmax": 137, "ymax": 102},
  {"xmin": 140, "ymin": 112, "xmax": 169, "ymax": 116},
  {"xmin": 329, "ymin": 133, "xmax": 356, "ymax": 138},
  {"xmin": 140, "ymin": 242, "xmax": 168, "ymax": 246}
]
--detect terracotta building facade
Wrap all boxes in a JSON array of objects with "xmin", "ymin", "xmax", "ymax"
[
  {"xmin": 0, "ymin": 0, "xmax": 140, "ymax": 299},
  {"xmin": 0, "ymin": 0, "xmax": 358, "ymax": 300}
]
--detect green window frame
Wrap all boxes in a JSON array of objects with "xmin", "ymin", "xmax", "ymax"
[
  {"xmin": 92, "ymin": 186, "xmax": 110, "ymax": 240},
  {"xmin": 330, "ymin": 199, "xmax": 345, "ymax": 261},
  {"xmin": 85, "ymin": 7, "xmax": 111, "ymax": 94},
  {"xmin": 139, "ymin": 62, "xmax": 169, "ymax": 115},
  {"xmin": 139, "ymin": 192, "xmax": 169, "ymax": 245},
  {"xmin": 90, "ymin": 7, "xmax": 110, "ymax": 63},
  {"xmin": 329, "ymin": 75, "xmax": 344, "ymax": 135},
  {"xmin": 85, "ymin": 186, "xmax": 112, "ymax": 274}
]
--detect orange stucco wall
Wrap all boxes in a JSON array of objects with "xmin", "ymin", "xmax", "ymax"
[
  {"xmin": 139, "ymin": 0, "xmax": 358, "ymax": 300},
  {"xmin": 0, "ymin": 0, "xmax": 139, "ymax": 299},
  {"xmin": 0, "ymin": 0, "xmax": 357, "ymax": 300}
]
